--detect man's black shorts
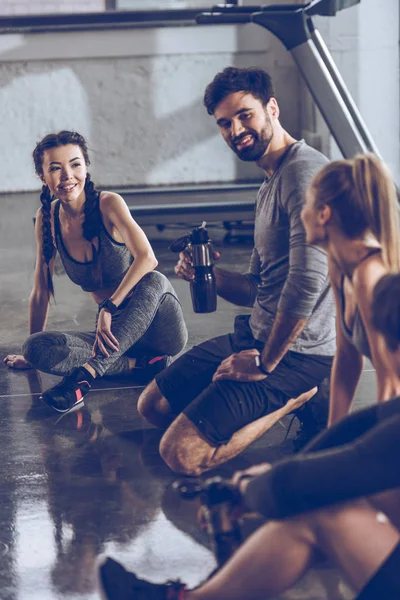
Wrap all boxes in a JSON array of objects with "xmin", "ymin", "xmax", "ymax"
[{"xmin": 156, "ymin": 315, "xmax": 333, "ymax": 446}]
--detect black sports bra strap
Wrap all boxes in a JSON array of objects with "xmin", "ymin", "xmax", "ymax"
[
  {"xmin": 341, "ymin": 248, "xmax": 381, "ymax": 286},
  {"xmin": 357, "ymin": 247, "xmax": 381, "ymax": 266}
]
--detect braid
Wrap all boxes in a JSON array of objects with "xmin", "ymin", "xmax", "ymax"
[
  {"xmin": 83, "ymin": 173, "xmax": 102, "ymax": 287},
  {"xmin": 40, "ymin": 185, "xmax": 55, "ymax": 298}
]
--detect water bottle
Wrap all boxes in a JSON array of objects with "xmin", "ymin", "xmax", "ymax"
[{"xmin": 169, "ymin": 222, "xmax": 217, "ymax": 314}]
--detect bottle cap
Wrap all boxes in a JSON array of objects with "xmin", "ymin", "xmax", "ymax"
[{"xmin": 191, "ymin": 222, "xmax": 209, "ymax": 244}]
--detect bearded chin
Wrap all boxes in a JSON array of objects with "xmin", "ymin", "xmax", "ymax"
[
  {"xmin": 236, "ymin": 143, "xmax": 267, "ymax": 161},
  {"xmin": 234, "ymin": 131, "xmax": 273, "ymax": 162}
]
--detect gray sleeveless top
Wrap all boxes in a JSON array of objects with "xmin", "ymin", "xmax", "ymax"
[
  {"xmin": 339, "ymin": 275, "xmax": 371, "ymax": 360},
  {"xmin": 54, "ymin": 199, "xmax": 133, "ymax": 292},
  {"xmin": 338, "ymin": 249, "xmax": 382, "ymax": 360}
]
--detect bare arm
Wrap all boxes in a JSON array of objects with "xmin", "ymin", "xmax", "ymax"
[
  {"xmin": 328, "ymin": 335, "xmax": 364, "ymax": 425},
  {"xmin": 29, "ymin": 293, "xmax": 51, "ymax": 335},
  {"xmin": 214, "ymin": 270, "xmax": 258, "ymax": 307},
  {"xmin": 215, "ymin": 244, "xmax": 261, "ymax": 306},
  {"xmin": 259, "ymin": 311, "xmax": 307, "ymax": 372},
  {"xmin": 100, "ymin": 192, "xmax": 158, "ymax": 307}
]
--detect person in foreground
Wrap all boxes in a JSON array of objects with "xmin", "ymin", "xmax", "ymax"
[
  {"xmin": 137, "ymin": 66, "xmax": 336, "ymax": 473},
  {"xmin": 99, "ymin": 271, "xmax": 400, "ymax": 600},
  {"xmin": 4, "ymin": 131, "xmax": 187, "ymax": 413},
  {"xmin": 301, "ymin": 152, "xmax": 400, "ymax": 422}
]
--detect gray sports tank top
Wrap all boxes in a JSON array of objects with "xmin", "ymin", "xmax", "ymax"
[
  {"xmin": 339, "ymin": 275, "xmax": 371, "ymax": 360},
  {"xmin": 339, "ymin": 249, "xmax": 381, "ymax": 360},
  {"xmin": 54, "ymin": 199, "xmax": 133, "ymax": 292}
]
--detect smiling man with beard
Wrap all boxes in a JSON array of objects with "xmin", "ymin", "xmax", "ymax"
[
  {"xmin": 219, "ymin": 93, "xmax": 274, "ymax": 162},
  {"xmin": 137, "ymin": 67, "xmax": 336, "ymax": 475}
]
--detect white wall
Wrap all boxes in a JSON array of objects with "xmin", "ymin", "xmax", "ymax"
[
  {"xmin": 118, "ymin": 1, "xmax": 211, "ymax": 7},
  {"xmin": 0, "ymin": 0, "xmax": 104, "ymax": 14},
  {"xmin": 0, "ymin": 24, "xmax": 298, "ymax": 192}
]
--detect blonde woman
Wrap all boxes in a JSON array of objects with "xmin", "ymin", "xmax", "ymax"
[{"xmin": 301, "ymin": 153, "xmax": 400, "ymax": 423}]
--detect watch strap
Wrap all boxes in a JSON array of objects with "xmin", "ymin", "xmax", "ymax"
[
  {"xmin": 254, "ymin": 354, "xmax": 272, "ymax": 376},
  {"xmin": 99, "ymin": 298, "xmax": 118, "ymax": 315}
]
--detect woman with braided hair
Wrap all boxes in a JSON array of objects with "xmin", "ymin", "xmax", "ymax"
[{"xmin": 4, "ymin": 131, "xmax": 188, "ymax": 413}]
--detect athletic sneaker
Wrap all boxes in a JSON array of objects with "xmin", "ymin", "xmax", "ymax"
[
  {"xmin": 99, "ymin": 557, "xmax": 185, "ymax": 600},
  {"xmin": 292, "ymin": 376, "xmax": 330, "ymax": 451},
  {"xmin": 132, "ymin": 355, "xmax": 171, "ymax": 384},
  {"xmin": 40, "ymin": 366, "xmax": 94, "ymax": 413}
]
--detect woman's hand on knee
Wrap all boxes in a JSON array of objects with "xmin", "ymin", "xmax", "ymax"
[
  {"xmin": 92, "ymin": 309, "xmax": 119, "ymax": 358},
  {"xmin": 3, "ymin": 354, "xmax": 32, "ymax": 369}
]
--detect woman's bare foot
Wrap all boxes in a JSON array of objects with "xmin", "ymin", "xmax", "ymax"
[{"xmin": 3, "ymin": 354, "xmax": 32, "ymax": 369}]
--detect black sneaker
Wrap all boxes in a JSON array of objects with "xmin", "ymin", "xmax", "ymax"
[
  {"xmin": 292, "ymin": 377, "xmax": 330, "ymax": 452},
  {"xmin": 132, "ymin": 355, "xmax": 171, "ymax": 384},
  {"xmin": 99, "ymin": 557, "xmax": 185, "ymax": 600},
  {"xmin": 40, "ymin": 366, "xmax": 93, "ymax": 413}
]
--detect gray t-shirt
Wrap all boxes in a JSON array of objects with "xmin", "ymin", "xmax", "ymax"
[{"xmin": 246, "ymin": 140, "xmax": 336, "ymax": 356}]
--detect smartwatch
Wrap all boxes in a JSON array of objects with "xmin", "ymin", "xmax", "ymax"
[
  {"xmin": 99, "ymin": 298, "xmax": 119, "ymax": 315},
  {"xmin": 254, "ymin": 355, "xmax": 272, "ymax": 376}
]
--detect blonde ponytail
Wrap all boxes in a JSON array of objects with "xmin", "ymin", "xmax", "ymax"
[{"xmin": 352, "ymin": 154, "xmax": 400, "ymax": 271}]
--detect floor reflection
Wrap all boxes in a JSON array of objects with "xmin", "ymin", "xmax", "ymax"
[{"xmin": 8, "ymin": 395, "xmax": 217, "ymax": 599}]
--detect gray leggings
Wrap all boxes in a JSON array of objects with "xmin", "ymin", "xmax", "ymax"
[{"xmin": 23, "ymin": 271, "xmax": 188, "ymax": 377}]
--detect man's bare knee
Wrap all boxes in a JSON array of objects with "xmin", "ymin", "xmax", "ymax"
[
  {"xmin": 160, "ymin": 442, "xmax": 205, "ymax": 476},
  {"xmin": 159, "ymin": 428, "xmax": 211, "ymax": 476},
  {"xmin": 137, "ymin": 379, "xmax": 160, "ymax": 415},
  {"xmin": 137, "ymin": 380, "xmax": 172, "ymax": 424}
]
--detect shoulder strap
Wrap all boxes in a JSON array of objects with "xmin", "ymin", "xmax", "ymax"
[{"xmin": 357, "ymin": 247, "xmax": 382, "ymax": 266}]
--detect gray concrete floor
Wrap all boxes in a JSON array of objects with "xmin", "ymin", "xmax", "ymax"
[{"xmin": 0, "ymin": 212, "xmax": 374, "ymax": 600}]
